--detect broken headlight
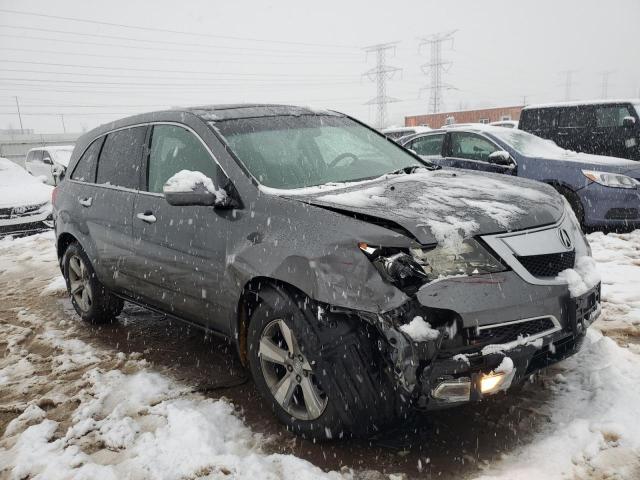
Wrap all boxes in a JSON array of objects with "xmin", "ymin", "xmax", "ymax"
[{"xmin": 359, "ymin": 239, "xmax": 506, "ymax": 291}]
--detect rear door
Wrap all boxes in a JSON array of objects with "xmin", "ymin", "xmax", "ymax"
[
  {"xmin": 592, "ymin": 104, "xmax": 638, "ymax": 158},
  {"xmin": 90, "ymin": 126, "xmax": 147, "ymax": 292},
  {"xmin": 404, "ymin": 133, "xmax": 446, "ymax": 165},
  {"xmin": 445, "ymin": 131, "xmax": 516, "ymax": 175},
  {"xmin": 131, "ymin": 123, "xmax": 231, "ymax": 330},
  {"xmin": 555, "ymin": 106, "xmax": 594, "ymax": 152}
]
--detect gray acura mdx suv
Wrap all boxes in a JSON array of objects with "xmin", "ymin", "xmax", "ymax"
[{"xmin": 53, "ymin": 105, "xmax": 601, "ymax": 439}]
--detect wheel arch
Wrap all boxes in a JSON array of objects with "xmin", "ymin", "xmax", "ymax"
[
  {"xmin": 56, "ymin": 232, "xmax": 79, "ymax": 265},
  {"xmin": 235, "ymin": 276, "xmax": 309, "ymax": 366}
]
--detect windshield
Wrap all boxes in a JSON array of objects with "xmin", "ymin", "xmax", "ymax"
[
  {"xmin": 52, "ymin": 149, "xmax": 73, "ymax": 167},
  {"xmin": 214, "ymin": 115, "xmax": 425, "ymax": 189},
  {"xmin": 490, "ymin": 128, "xmax": 567, "ymax": 157}
]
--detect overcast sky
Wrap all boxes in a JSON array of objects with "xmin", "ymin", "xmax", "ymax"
[{"xmin": 1, "ymin": 0, "xmax": 639, "ymax": 133}]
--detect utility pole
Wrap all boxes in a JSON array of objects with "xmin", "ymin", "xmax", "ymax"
[
  {"xmin": 60, "ymin": 114, "xmax": 67, "ymax": 133},
  {"xmin": 599, "ymin": 70, "xmax": 614, "ymax": 99},
  {"xmin": 418, "ymin": 31, "xmax": 457, "ymax": 114},
  {"xmin": 560, "ymin": 70, "xmax": 578, "ymax": 101},
  {"xmin": 14, "ymin": 96, "xmax": 24, "ymax": 133},
  {"xmin": 363, "ymin": 42, "xmax": 401, "ymax": 129}
]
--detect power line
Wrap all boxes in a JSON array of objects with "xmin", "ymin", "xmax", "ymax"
[
  {"xmin": 14, "ymin": 96, "xmax": 23, "ymax": 132},
  {"xmin": 418, "ymin": 30, "xmax": 457, "ymax": 113},
  {"xmin": 0, "ymin": 33, "xmax": 360, "ymax": 58},
  {"xmin": 0, "ymin": 60, "xmax": 357, "ymax": 78},
  {"xmin": 0, "ymin": 47, "xmax": 359, "ymax": 65},
  {"xmin": 363, "ymin": 42, "xmax": 401, "ymax": 129},
  {"xmin": 0, "ymin": 8, "xmax": 359, "ymax": 49}
]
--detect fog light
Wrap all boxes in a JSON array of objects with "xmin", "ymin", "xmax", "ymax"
[
  {"xmin": 480, "ymin": 372, "xmax": 505, "ymax": 394},
  {"xmin": 431, "ymin": 378, "xmax": 471, "ymax": 402}
]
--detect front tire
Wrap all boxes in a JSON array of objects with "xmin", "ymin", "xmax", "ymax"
[
  {"xmin": 62, "ymin": 243, "xmax": 123, "ymax": 324},
  {"xmin": 247, "ymin": 286, "xmax": 396, "ymax": 439}
]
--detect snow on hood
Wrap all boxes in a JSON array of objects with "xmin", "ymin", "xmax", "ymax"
[
  {"xmin": 287, "ymin": 170, "xmax": 564, "ymax": 246},
  {"xmin": 544, "ymin": 150, "xmax": 640, "ymax": 173},
  {"xmin": 0, "ymin": 163, "xmax": 53, "ymax": 208}
]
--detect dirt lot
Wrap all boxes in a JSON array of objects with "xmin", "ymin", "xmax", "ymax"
[{"xmin": 2, "ymin": 232, "xmax": 640, "ymax": 479}]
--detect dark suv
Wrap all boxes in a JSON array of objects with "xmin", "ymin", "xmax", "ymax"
[
  {"xmin": 53, "ymin": 105, "xmax": 600, "ymax": 439},
  {"xmin": 519, "ymin": 100, "xmax": 640, "ymax": 161}
]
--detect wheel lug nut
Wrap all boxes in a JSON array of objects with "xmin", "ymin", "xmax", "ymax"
[
  {"xmin": 303, "ymin": 371, "xmax": 308, "ymax": 377},
  {"xmin": 287, "ymin": 365, "xmax": 293, "ymax": 371},
  {"xmin": 298, "ymin": 355, "xmax": 304, "ymax": 362},
  {"xmin": 296, "ymin": 375, "xmax": 301, "ymax": 382}
]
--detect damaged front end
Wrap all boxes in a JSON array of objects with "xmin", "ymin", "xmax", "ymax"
[{"xmin": 341, "ymin": 213, "xmax": 602, "ymax": 411}]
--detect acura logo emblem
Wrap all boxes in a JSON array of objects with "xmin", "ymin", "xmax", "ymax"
[{"xmin": 558, "ymin": 228, "xmax": 573, "ymax": 250}]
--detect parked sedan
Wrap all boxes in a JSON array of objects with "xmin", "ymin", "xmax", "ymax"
[
  {"xmin": 0, "ymin": 157, "xmax": 53, "ymax": 237},
  {"xmin": 400, "ymin": 126, "xmax": 640, "ymax": 229}
]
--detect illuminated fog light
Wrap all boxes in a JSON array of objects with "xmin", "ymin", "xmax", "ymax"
[{"xmin": 480, "ymin": 372, "xmax": 505, "ymax": 393}]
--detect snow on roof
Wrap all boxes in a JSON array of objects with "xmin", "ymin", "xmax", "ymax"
[
  {"xmin": 523, "ymin": 99, "xmax": 640, "ymax": 110},
  {"xmin": 27, "ymin": 145, "xmax": 74, "ymax": 152}
]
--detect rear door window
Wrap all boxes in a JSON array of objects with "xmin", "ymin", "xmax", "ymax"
[
  {"xmin": 96, "ymin": 126, "xmax": 146, "ymax": 189},
  {"xmin": 408, "ymin": 134, "xmax": 445, "ymax": 156},
  {"xmin": 449, "ymin": 132, "xmax": 499, "ymax": 162},
  {"xmin": 595, "ymin": 105, "xmax": 634, "ymax": 127},
  {"xmin": 558, "ymin": 107, "xmax": 593, "ymax": 128},
  {"xmin": 71, "ymin": 137, "xmax": 103, "ymax": 182},
  {"xmin": 146, "ymin": 124, "xmax": 222, "ymax": 193}
]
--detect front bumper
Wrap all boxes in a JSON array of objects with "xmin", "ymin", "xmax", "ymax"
[
  {"xmin": 401, "ymin": 282, "xmax": 601, "ymax": 409},
  {"xmin": 578, "ymin": 182, "xmax": 640, "ymax": 228},
  {"xmin": 0, "ymin": 211, "xmax": 54, "ymax": 237}
]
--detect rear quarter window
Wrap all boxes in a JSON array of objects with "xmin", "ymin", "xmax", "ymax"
[
  {"xmin": 96, "ymin": 126, "xmax": 146, "ymax": 189},
  {"xmin": 520, "ymin": 108, "xmax": 557, "ymax": 131},
  {"xmin": 71, "ymin": 137, "xmax": 104, "ymax": 182}
]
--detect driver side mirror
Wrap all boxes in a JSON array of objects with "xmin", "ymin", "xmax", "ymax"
[
  {"xmin": 488, "ymin": 150, "xmax": 514, "ymax": 166},
  {"xmin": 623, "ymin": 116, "xmax": 636, "ymax": 128},
  {"xmin": 163, "ymin": 170, "xmax": 235, "ymax": 208},
  {"xmin": 43, "ymin": 156, "xmax": 53, "ymax": 165}
]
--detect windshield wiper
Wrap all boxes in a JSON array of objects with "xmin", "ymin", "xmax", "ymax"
[{"xmin": 386, "ymin": 165, "xmax": 432, "ymax": 176}]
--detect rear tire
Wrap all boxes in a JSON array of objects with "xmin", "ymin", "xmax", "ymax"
[
  {"xmin": 247, "ymin": 285, "xmax": 397, "ymax": 440},
  {"xmin": 62, "ymin": 243, "xmax": 123, "ymax": 324}
]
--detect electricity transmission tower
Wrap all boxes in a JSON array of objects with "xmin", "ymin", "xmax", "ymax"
[
  {"xmin": 363, "ymin": 42, "xmax": 401, "ymax": 129},
  {"xmin": 418, "ymin": 31, "xmax": 457, "ymax": 113},
  {"xmin": 560, "ymin": 69, "xmax": 578, "ymax": 101},
  {"xmin": 599, "ymin": 70, "xmax": 615, "ymax": 99}
]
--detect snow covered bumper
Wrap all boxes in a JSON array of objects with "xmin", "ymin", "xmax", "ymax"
[
  {"xmin": 377, "ymin": 272, "xmax": 601, "ymax": 410},
  {"xmin": 0, "ymin": 205, "xmax": 53, "ymax": 237}
]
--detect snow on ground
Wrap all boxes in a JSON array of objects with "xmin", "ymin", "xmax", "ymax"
[
  {"xmin": 1, "ymin": 230, "xmax": 640, "ymax": 479},
  {"xmin": 472, "ymin": 229, "xmax": 640, "ymax": 480}
]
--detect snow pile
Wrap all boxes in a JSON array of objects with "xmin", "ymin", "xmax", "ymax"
[
  {"xmin": 556, "ymin": 255, "xmax": 601, "ymax": 297},
  {"xmin": 163, "ymin": 169, "xmax": 228, "ymax": 205},
  {"xmin": 473, "ymin": 330, "xmax": 640, "ymax": 480},
  {"xmin": 399, "ymin": 316, "xmax": 440, "ymax": 342}
]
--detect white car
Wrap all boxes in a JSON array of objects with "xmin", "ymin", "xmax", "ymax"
[
  {"xmin": 0, "ymin": 157, "xmax": 54, "ymax": 237},
  {"xmin": 25, "ymin": 145, "xmax": 75, "ymax": 185}
]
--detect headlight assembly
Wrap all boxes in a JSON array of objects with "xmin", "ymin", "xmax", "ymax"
[
  {"xmin": 582, "ymin": 170, "xmax": 638, "ymax": 189},
  {"xmin": 359, "ymin": 239, "xmax": 506, "ymax": 292}
]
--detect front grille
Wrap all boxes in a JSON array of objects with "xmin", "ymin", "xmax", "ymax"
[
  {"xmin": 517, "ymin": 250, "xmax": 575, "ymax": 277},
  {"xmin": 0, "ymin": 204, "xmax": 44, "ymax": 220},
  {"xmin": 475, "ymin": 317, "xmax": 556, "ymax": 345}
]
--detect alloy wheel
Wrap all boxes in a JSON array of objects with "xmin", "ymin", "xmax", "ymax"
[
  {"xmin": 68, "ymin": 254, "xmax": 92, "ymax": 313},
  {"xmin": 258, "ymin": 318, "xmax": 328, "ymax": 421}
]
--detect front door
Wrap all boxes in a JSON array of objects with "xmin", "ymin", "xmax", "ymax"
[
  {"xmin": 592, "ymin": 104, "xmax": 639, "ymax": 159},
  {"xmin": 131, "ymin": 123, "xmax": 232, "ymax": 331},
  {"xmin": 446, "ymin": 131, "xmax": 516, "ymax": 175}
]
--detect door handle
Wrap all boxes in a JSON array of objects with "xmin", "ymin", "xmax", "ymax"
[
  {"xmin": 136, "ymin": 211, "xmax": 157, "ymax": 223},
  {"xmin": 78, "ymin": 197, "xmax": 92, "ymax": 207}
]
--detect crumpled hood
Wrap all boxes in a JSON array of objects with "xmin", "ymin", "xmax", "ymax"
[{"xmin": 285, "ymin": 170, "xmax": 564, "ymax": 246}]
